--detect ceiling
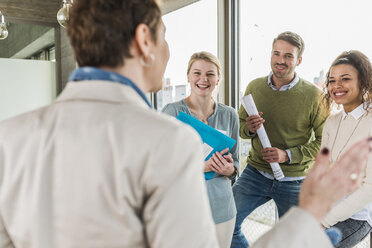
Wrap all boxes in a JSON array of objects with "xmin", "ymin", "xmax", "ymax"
[{"xmin": 0, "ymin": 0, "xmax": 199, "ymax": 25}]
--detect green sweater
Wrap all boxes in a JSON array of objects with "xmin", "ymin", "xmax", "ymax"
[{"xmin": 239, "ymin": 76, "xmax": 328, "ymax": 177}]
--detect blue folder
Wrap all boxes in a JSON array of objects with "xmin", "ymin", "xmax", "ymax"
[{"xmin": 177, "ymin": 111, "xmax": 236, "ymax": 180}]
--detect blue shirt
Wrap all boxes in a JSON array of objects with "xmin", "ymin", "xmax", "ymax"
[{"xmin": 69, "ymin": 67, "xmax": 152, "ymax": 108}]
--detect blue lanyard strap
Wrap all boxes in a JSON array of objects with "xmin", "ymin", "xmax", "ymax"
[{"xmin": 68, "ymin": 67, "xmax": 152, "ymax": 108}]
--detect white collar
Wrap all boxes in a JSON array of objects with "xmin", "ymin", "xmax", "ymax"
[
  {"xmin": 267, "ymin": 72, "xmax": 299, "ymax": 91},
  {"xmin": 342, "ymin": 103, "xmax": 366, "ymax": 120}
]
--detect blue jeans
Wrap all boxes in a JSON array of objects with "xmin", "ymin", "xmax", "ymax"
[
  {"xmin": 230, "ymin": 164, "xmax": 303, "ymax": 248},
  {"xmin": 330, "ymin": 218, "xmax": 372, "ymax": 248}
]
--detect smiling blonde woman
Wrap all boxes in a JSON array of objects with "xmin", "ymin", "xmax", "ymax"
[{"xmin": 162, "ymin": 51, "xmax": 239, "ymax": 248}]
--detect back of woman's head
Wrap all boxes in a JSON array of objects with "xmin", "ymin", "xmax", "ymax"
[
  {"xmin": 323, "ymin": 50, "xmax": 372, "ymax": 110},
  {"xmin": 67, "ymin": 0, "xmax": 161, "ymax": 68}
]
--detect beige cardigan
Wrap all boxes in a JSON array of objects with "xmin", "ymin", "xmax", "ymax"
[
  {"xmin": 0, "ymin": 81, "xmax": 334, "ymax": 248},
  {"xmin": 321, "ymin": 107, "xmax": 372, "ymax": 227},
  {"xmin": 0, "ymin": 81, "xmax": 218, "ymax": 248},
  {"xmin": 253, "ymin": 207, "xmax": 333, "ymax": 248}
]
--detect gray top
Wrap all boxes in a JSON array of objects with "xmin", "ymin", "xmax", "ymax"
[{"xmin": 162, "ymin": 99, "xmax": 239, "ymax": 224}]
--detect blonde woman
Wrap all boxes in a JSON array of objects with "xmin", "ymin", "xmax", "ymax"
[{"xmin": 162, "ymin": 51, "xmax": 239, "ymax": 248}]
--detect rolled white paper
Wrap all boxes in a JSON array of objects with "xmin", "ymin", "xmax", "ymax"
[{"xmin": 241, "ymin": 94, "xmax": 285, "ymax": 180}]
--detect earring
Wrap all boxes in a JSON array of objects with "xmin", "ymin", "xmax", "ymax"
[{"xmin": 140, "ymin": 53, "xmax": 155, "ymax": 67}]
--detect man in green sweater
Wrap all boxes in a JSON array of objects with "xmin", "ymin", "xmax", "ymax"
[{"xmin": 231, "ymin": 31, "xmax": 328, "ymax": 248}]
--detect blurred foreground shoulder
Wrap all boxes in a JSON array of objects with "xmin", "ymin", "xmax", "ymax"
[{"xmin": 252, "ymin": 207, "xmax": 333, "ymax": 248}]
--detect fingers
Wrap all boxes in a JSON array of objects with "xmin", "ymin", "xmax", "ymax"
[
  {"xmin": 262, "ymin": 154, "xmax": 278, "ymax": 162},
  {"xmin": 203, "ymin": 161, "xmax": 212, "ymax": 172},
  {"xmin": 223, "ymin": 153, "xmax": 233, "ymax": 163},
  {"xmin": 308, "ymin": 147, "xmax": 331, "ymax": 178},
  {"xmin": 261, "ymin": 147, "xmax": 279, "ymax": 163},
  {"xmin": 336, "ymin": 139, "xmax": 370, "ymax": 173},
  {"xmin": 246, "ymin": 114, "xmax": 265, "ymax": 133},
  {"xmin": 208, "ymin": 152, "xmax": 225, "ymax": 172},
  {"xmin": 299, "ymin": 137, "xmax": 372, "ymax": 221},
  {"xmin": 219, "ymin": 148, "xmax": 229, "ymax": 155},
  {"xmin": 262, "ymin": 147, "xmax": 275, "ymax": 153},
  {"xmin": 331, "ymin": 138, "xmax": 371, "ymax": 193},
  {"xmin": 209, "ymin": 151, "xmax": 234, "ymax": 175},
  {"xmin": 209, "ymin": 159, "xmax": 223, "ymax": 173}
]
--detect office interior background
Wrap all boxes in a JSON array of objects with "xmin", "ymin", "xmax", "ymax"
[{"xmin": 0, "ymin": 0, "xmax": 371, "ymax": 247}]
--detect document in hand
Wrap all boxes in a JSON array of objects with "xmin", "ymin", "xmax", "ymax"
[
  {"xmin": 240, "ymin": 94, "xmax": 285, "ymax": 180},
  {"xmin": 177, "ymin": 111, "xmax": 236, "ymax": 180}
]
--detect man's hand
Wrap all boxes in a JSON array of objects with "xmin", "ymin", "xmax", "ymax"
[
  {"xmin": 261, "ymin": 147, "xmax": 289, "ymax": 163},
  {"xmin": 245, "ymin": 112, "xmax": 265, "ymax": 134},
  {"xmin": 299, "ymin": 138, "xmax": 372, "ymax": 222}
]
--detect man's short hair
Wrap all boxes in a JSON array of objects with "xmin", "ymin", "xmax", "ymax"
[
  {"xmin": 67, "ymin": 0, "xmax": 161, "ymax": 68},
  {"xmin": 272, "ymin": 31, "xmax": 305, "ymax": 58}
]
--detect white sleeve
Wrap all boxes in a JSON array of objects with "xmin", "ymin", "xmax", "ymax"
[
  {"xmin": 252, "ymin": 207, "xmax": 333, "ymax": 248},
  {"xmin": 0, "ymin": 145, "xmax": 14, "ymax": 248},
  {"xmin": 0, "ymin": 215, "xmax": 14, "ymax": 248}
]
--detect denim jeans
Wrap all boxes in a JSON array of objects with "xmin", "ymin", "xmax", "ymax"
[
  {"xmin": 230, "ymin": 164, "xmax": 303, "ymax": 248},
  {"xmin": 331, "ymin": 218, "xmax": 372, "ymax": 248}
]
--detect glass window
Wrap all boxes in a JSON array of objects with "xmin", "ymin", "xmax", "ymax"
[
  {"xmin": 48, "ymin": 46, "xmax": 56, "ymax": 62},
  {"xmin": 238, "ymin": 0, "xmax": 372, "ymax": 244},
  {"xmin": 239, "ymin": 0, "xmax": 372, "ymax": 170},
  {"xmin": 156, "ymin": 0, "xmax": 218, "ymax": 110},
  {"xmin": 239, "ymin": 0, "xmax": 372, "ymax": 98}
]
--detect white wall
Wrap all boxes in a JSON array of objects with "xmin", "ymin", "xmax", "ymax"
[{"xmin": 0, "ymin": 58, "xmax": 56, "ymax": 121}]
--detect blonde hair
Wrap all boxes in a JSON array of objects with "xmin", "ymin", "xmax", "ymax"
[{"xmin": 187, "ymin": 51, "xmax": 222, "ymax": 78}]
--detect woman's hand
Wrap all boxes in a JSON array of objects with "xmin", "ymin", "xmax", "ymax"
[
  {"xmin": 299, "ymin": 138, "xmax": 371, "ymax": 222},
  {"xmin": 204, "ymin": 160, "xmax": 213, "ymax": 172},
  {"xmin": 208, "ymin": 148, "xmax": 236, "ymax": 177}
]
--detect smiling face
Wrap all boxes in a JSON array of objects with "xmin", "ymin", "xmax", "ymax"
[
  {"xmin": 270, "ymin": 40, "xmax": 302, "ymax": 82},
  {"xmin": 187, "ymin": 59, "xmax": 220, "ymax": 97},
  {"xmin": 328, "ymin": 64, "xmax": 363, "ymax": 112}
]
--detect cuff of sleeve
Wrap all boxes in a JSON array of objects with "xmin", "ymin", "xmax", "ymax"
[
  {"xmin": 321, "ymin": 213, "xmax": 338, "ymax": 228},
  {"xmin": 243, "ymin": 126, "xmax": 256, "ymax": 137},
  {"xmin": 248, "ymin": 130, "xmax": 257, "ymax": 136},
  {"xmin": 288, "ymin": 147, "xmax": 301, "ymax": 164},
  {"xmin": 285, "ymin": 149, "xmax": 292, "ymax": 164},
  {"xmin": 228, "ymin": 166, "xmax": 238, "ymax": 180}
]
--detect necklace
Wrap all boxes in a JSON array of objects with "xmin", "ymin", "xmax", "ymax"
[
  {"xmin": 192, "ymin": 108, "xmax": 214, "ymax": 124},
  {"xmin": 185, "ymin": 98, "xmax": 215, "ymax": 124},
  {"xmin": 330, "ymin": 114, "xmax": 363, "ymax": 163}
]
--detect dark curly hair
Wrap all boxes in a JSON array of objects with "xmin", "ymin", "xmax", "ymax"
[
  {"xmin": 322, "ymin": 50, "xmax": 372, "ymax": 112},
  {"xmin": 67, "ymin": 0, "xmax": 161, "ymax": 68}
]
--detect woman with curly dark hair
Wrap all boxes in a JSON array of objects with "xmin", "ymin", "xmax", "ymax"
[{"xmin": 321, "ymin": 50, "xmax": 372, "ymax": 248}]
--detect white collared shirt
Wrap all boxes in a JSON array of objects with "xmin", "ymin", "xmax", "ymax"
[
  {"xmin": 267, "ymin": 71, "xmax": 299, "ymax": 91},
  {"xmin": 342, "ymin": 103, "xmax": 366, "ymax": 120}
]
